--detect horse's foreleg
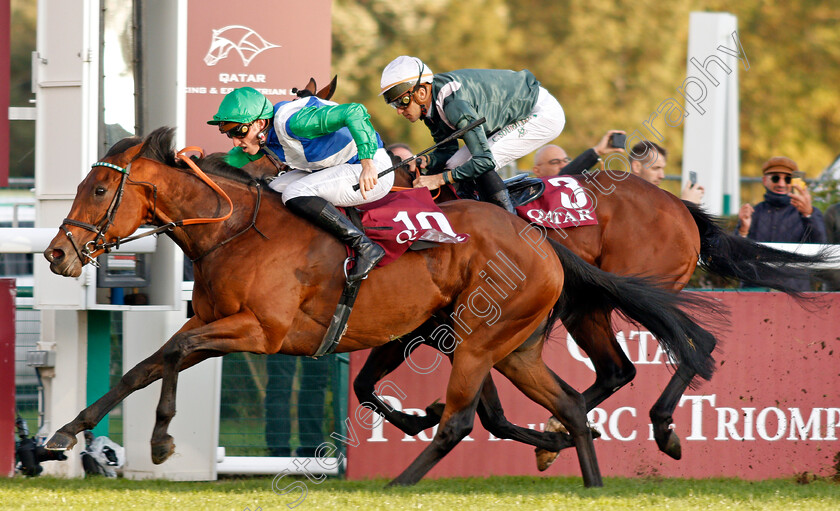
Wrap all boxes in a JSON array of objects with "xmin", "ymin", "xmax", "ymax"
[
  {"xmin": 353, "ymin": 335, "xmax": 445, "ymax": 436},
  {"xmin": 475, "ymin": 376, "xmax": 574, "ymax": 452},
  {"xmin": 46, "ymin": 317, "xmax": 207, "ymax": 451},
  {"xmin": 533, "ymin": 308, "xmax": 636, "ymax": 470},
  {"xmin": 151, "ymin": 313, "xmax": 266, "ymax": 464},
  {"xmin": 495, "ymin": 347, "xmax": 602, "ymax": 488},
  {"xmin": 388, "ymin": 351, "xmax": 490, "ymax": 487}
]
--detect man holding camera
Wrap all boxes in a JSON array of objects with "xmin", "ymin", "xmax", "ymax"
[
  {"xmin": 736, "ymin": 156, "xmax": 825, "ymax": 290},
  {"xmin": 379, "ymin": 56, "xmax": 566, "ymax": 212}
]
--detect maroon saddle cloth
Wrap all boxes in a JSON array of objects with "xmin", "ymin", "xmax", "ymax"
[
  {"xmin": 513, "ymin": 176, "xmax": 599, "ymax": 230},
  {"xmin": 352, "ymin": 187, "xmax": 470, "ymax": 267}
]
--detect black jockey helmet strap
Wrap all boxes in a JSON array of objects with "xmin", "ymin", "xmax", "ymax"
[{"xmin": 414, "ymin": 59, "xmax": 429, "ymax": 119}]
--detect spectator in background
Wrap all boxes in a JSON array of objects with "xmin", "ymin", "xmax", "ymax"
[
  {"xmin": 821, "ymin": 201, "xmax": 840, "ymax": 291},
  {"xmin": 628, "ymin": 141, "xmax": 705, "ymax": 203},
  {"xmin": 532, "ymin": 130, "xmax": 625, "ymax": 178},
  {"xmin": 532, "ymin": 145, "xmax": 571, "ymax": 178},
  {"xmin": 737, "ymin": 156, "xmax": 826, "ymax": 291},
  {"xmin": 387, "ymin": 143, "xmax": 416, "ymax": 173}
]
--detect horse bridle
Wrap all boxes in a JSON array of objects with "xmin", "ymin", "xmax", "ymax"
[
  {"xmin": 60, "ymin": 148, "xmax": 237, "ymax": 267},
  {"xmin": 60, "ymin": 161, "xmax": 144, "ymax": 268}
]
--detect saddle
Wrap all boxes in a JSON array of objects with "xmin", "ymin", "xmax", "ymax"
[
  {"xmin": 504, "ymin": 173, "xmax": 546, "ymax": 207},
  {"xmin": 316, "ymin": 188, "xmax": 469, "ymax": 358}
]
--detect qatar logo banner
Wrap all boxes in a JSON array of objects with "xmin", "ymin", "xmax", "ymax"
[
  {"xmin": 185, "ymin": 0, "xmax": 332, "ymax": 154},
  {"xmin": 203, "ymin": 25, "xmax": 281, "ymax": 67},
  {"xmin": 346, "ymin": 292, "xmax": 840, "ymax": 481}
]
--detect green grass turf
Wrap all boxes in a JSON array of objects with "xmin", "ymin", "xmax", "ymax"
[{"xmin": 1, "ymin": 475, "xmax": 838, "ymax": 510}]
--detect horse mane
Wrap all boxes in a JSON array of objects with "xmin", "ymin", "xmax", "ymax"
[
  {"xmin": 104, "ymin": 136, "xmax": 143, "ymax": 158},
  {"xmin": 131, "ymin": 127, "xmax": 259, "ymax": 186}
]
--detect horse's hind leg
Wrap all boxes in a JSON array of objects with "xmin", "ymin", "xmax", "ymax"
[
  {"xmin": 649, "ymin": 339, "xmax": 716, "ymax": 460},
  {"xmin": 46, "ymin": 317, "xmax": 210, "ymax": 451},
  {"xmin": 569, "ymin": 309, "xmax": 637, "ymax": 410},
  {"xmin": 495, "ymin": 344, "xmax": 603, "ymax": 487},
  {"xmin": 151, "ymin": 312, "xmax": 266, "ymax": 464}
]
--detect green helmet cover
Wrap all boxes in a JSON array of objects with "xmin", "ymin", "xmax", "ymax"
[{"xmin": 207, "ymin": 87, "xmax": 275, "ymax": 125}]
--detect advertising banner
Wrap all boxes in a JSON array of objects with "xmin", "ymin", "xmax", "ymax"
[
  {"xmin": 185, "ymin": 0, "xmax": 332, "ymax": 154},
  {"xmin": 346, "ymin": 292, "xmax": 840, "ymax": 480},
  {"xmin": 0, "ymin": 279, "xmax": 16, "ymax": 476}
]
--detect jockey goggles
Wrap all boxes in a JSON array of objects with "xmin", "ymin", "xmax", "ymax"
[
  {"xmin": 388, "ymin": 90, "xmax": 415, "ymax": 109},
  {"xmin": 384, "ymin": 60, "xmax": 425, "ymax": 109},
  {"xmin": 219, "ymin": 121, "xmax": 252, "ymax": 139}
]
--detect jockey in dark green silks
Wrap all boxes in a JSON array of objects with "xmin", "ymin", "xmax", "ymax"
[
  {"xmin": 208, "ymin": 87, "xmax": 394, "ymax": 282},
  {"xmin": 380, "ymin": 56, "xmax": 567, "ymax": 213}
]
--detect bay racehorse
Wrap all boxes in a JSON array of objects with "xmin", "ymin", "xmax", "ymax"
[
  {"xmin": 42, "ymin": 128, "xmax": 719, "ymax": 486},
  {"xmin": 345, "ymin": 160, "xmax": 830, "ymax": 469}
]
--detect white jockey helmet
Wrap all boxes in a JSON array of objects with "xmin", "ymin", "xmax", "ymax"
[{"xmin": 380, "ymin": 56, "xmax": 434, "ymax": 104}]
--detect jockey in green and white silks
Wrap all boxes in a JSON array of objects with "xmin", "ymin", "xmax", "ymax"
[
  {"xmin": 209, "ymin": 86, "xmax": 394, "ymax": 282},
  {"xmin": 380, "ymin": 56, "xmax": 566, "ymax": 212}
]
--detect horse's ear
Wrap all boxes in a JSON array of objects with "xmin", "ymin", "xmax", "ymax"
[
  {"xmin": 304, "ymin": 78, "xmax": 317, "ymax": 96},
  {"xmin": 316, "ymin": 75, "xmax": 338, "ymax": 101}
]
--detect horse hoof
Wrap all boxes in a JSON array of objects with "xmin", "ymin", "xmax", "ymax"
[
  {"xmin": 45, "ymin": 431, "xmax": 77, "ymax": 451},
  {"xmin": 151, "ymin": 436, "xmax": 176, "ymax": 464},
  {"xmin": 656, "ymin": 430, "xmax": 682, "ymax": 460},
  {"xmin": 535, "ymin": 447, "xmax": 560, "ymax": 472},
  {"xmin": 535, "ymin": 416, "xmax": 566, "ymax": 471},
  {"xmin": 662, "ymin": 432, "xmax": 682, "ymax": 460}
]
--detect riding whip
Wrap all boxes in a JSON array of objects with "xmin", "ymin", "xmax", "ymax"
[{"xmin": 352, "ymin": 117, "xmax": 486, "ymax": 191}]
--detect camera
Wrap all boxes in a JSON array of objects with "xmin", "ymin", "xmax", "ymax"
[
  {"xmin": 15, "ymin": 417, "xmax": 67, "ymax": 477},
  {"xmin": 609, "ymin": 132, "xmax": 626, "ymax": 149}
]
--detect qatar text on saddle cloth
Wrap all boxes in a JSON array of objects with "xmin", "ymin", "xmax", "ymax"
[{"xmin": 515, "ymin": 176, "xmax": 599, "ymax": 230}]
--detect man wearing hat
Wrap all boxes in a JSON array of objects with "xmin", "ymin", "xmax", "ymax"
[
  {"xmin": 379, "ymin": 56, "xmax": 566, "ymax": 212},
  {"xmin": 736, "ymin": 156, "xmax": 826, "ymax": 290}
]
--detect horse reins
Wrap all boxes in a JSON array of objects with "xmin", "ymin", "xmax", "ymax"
[
  {"xmin": 60, "ymin": 146, "xmax": 247, "ymax": 266},
  {"xmin": 390, "ymin": 162, "xmax": 442, "ymax": 200}
]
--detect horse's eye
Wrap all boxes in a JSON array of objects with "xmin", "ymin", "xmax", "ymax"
[{"xmin": 95, "ymin": 186, "xmax": 107, "ymax": 196}]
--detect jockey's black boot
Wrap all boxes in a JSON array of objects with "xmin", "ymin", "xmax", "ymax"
[
  {"xmin": 476, "ymin": 170, "xmax": 516, "ymax": 213},
  {"xmin": 285, "ymin": 196, "xmax": 385, "ymax": 282},
  {"xmin": 488, "ymin": 189, "xmax": 516, "ymax": 213}
]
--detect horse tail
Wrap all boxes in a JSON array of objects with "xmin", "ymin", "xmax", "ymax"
[
  {"xmin": 546, "ymin": 237, "xmax": 720, "ymax": 383},
  {"xmin": 683, "ymin": 200, "xmax": 832, "ymax": 295}
]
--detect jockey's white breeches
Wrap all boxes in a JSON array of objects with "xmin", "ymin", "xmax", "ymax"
[
  {"xmin": 445, "ymin": 87, "xmax": 566, "ymax": 170},
  {"xmin": 269, "ymin": 148, "xmax": 395, "ymax": 207}
]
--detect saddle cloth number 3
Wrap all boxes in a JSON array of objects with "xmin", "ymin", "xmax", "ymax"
[{"xmin": 547, "ymin": 176, "xmax": 589, "ymax": 209}]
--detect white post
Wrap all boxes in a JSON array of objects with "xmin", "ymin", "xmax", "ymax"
[
  {"xmin": 121, "ymin": 309, "xmax": 222, "ymax": 481},
  {"xmin": 681, "ymin": 12, "xmax": 742, "ymax": 215},
  {"xmin": 33, "ymin": 0, "xmax": 99, "ymax": 477},
  {"xmin": 38, "ymin": 310, "xmax": 87, "ymax": 476}
]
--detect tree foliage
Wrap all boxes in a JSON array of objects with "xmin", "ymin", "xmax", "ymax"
[
  {"xmin": 8, "ymin": 0, "xmax": 37, "ymax": 179},
  {"xmin": 7, "ymin": 1, "xmax": 840, "ymax": 205},
  {"xmin": 331, "ymin": 0, "xmax": 840, "ymax": 205}
]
